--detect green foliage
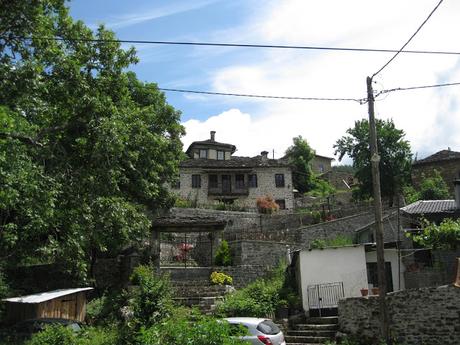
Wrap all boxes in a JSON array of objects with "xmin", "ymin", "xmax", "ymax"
[
  {"xmin": 25, "ymin": 325, "xmax": 76, "ymax": 345},
  {"xmin": 0, "ymin": 2, "xmax": 184, "ymax": 279},
  {"xmin": 332, "ymin": 164, "xmax": 356, "ymax": 174},
  {"xmin": 128, "ymin": 265, "xmax": 173, "ymax": 331},
  {"xmin": 334, "ymin": 119, "xmax": 412, "ymax": 205},
  {"xmin": 0, "ymin": 268, "xmax": 10, "ymax": 323},
  {"xmin": 174, "ymin": 198, "xmax": 194, "ymax": 208},
  {"xmin": 217, "ymin": 263, "xmax": 297, "ymax": 317},
  {"xmin": 210, "ymin": 271, "xmax": 233, "ymax": 285},
  {"xmin": 256, "ymin": 195, "xmax": 279, "ymax": 214},
  {"xmin": 137, "ymin": 313, "xmax": 249, "ymax": 345},
  {"xmin": 285, "ymin": 136, "xmax": 315, "ymax": 193},
  {"xmin": 24, "ymin": 325, "xmax": 118, "ymax": 345},
  {"xmin": 409, "ymin": 218, "xmax": 460, "ymax": 250},
  {"xmin": 403, "ymin": 171, "xmax": 450, "ymax": 204},
  {"xmin": 214, "ymin": 240, "xmax": 233, "ymax": 266},
  {"xmin": 418, "ymin": 171, "xmax": 450, "ymax": 200},
  {"xmin": 310, "ymin": 235, "xmax": 353, "ymax": 249},
  {"xmin": 308, "ymin": 178, "xmax": 336, "ymax": 198}
]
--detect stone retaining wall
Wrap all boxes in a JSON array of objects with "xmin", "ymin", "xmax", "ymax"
[{"xmin": 338, "ymin": 284, "xmax": 460, "ymax": 345}]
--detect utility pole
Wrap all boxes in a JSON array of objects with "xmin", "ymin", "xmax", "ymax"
[{"xmin": 366, "ymin": 76, "xmax": 390, "ymax": 344}]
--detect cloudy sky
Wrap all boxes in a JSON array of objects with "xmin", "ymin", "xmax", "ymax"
[{"xmin": 70, "ymin": 0, "xmax": 460, "ymax": 162}]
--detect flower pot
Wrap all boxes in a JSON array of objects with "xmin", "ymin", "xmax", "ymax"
[
  {"xmin": 372, "ymin": 287, "xmax": 380, "ymax": 295},
  {"xmin": 360, "ymin": 288, "xmax": 369, "ymax": 297}
]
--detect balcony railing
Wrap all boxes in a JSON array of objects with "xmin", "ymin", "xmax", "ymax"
[{"xmin": 208, "ymin": 186, "xmax": 249, "ymax": 196}]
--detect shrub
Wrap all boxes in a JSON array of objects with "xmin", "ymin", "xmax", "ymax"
[
  {"xmin": 310, "ymin": 235, "xmax": 353, "ymax": 249},
  {"xmin": 25, "ymin": 325, "xmax": 76, "ymax": 345},
  {"xmin": 128, "ymin": 265, "xmax": 173, "ymax": 330},
  {"xmin": 210, "ymin": 272, "xmax": 233, "ymax": 285},
  {"xmin": 217, "ymin": 263, "xmax": 294, "ymax": 317},
  {"xmin": 137, "ymin": 313, "xmax": 249, "ymax": 345},
  {"xmin": 214, "ymin": 240, "xmax": 233, "ymax": 266},
  {"xmin": 256, "ymin": 195, "xmax": 279, "ymax": 214}
]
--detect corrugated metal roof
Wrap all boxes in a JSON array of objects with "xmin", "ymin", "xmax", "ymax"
[
  {"xmin": 401, "ymin": 200, "xmax": 457, "ymax": 214},
  {"xmin": 2, "ymin": 287, "xmax": 93, "ymax": 304}
]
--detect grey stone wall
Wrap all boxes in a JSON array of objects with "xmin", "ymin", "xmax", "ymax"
[
  {"xmin": 404, "ymin": 249, "xmax": 460, "ymax": 289},
  {"xmin": 161, "ymin": 265, "xmax": 272, "ymax": 289},
  {"xmin": 229, "ymin": 240, "xmax": 289, "ymax": 266},
  {"xmin": 412, "ymin": 159, "xmax": 460, "ymax": 195},
  {"xmin": 338, "ymin": 285, "xmax": 460, "ymax": 345}
]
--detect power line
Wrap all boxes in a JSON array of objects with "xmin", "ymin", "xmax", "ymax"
[
  {"xmin": 376, "ymin": 81, "xmax": 460, "ymax": 97},
  {"xmin": 373, "ymin": 0, "xmax": 445, "ymax": 77},
  {"xmin": 9, "ymin": 35, "xmax": 460, "ymax": 56},
  {"xmin": 158, "ymin": 87, "xmax": 366, "ymax": 103}
]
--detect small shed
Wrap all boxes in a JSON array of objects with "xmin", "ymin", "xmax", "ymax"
[{"xmin": 2, "ymin": 287, "xmax": 93, "ymax": 324}]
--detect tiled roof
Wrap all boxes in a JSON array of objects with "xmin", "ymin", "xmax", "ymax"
[
  {"xmin": 413, "ymin": 150, "xmax": 460, "ymax": 166},
  {"xmin": 400, "ymin": 200, "xmax": 457, "ymax": 215},
  {"xmin": 180, "ymin": 155, "xmax": 291, "ymax": 169},
  {"xmin": 185, "ymin": 139, "xmax": 236, "ymax": 155}
]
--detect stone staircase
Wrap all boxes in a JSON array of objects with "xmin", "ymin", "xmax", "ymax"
[
  {"xmin": 285, "ymin": 316, "xmax": 338, "ymax": 345},
  {"xmin": 171, "ymin": 280, "xmax": 228, "ymax": 315}
]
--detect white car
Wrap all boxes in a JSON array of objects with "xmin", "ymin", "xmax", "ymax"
[{"xmin": 225, "ymin": 317, "xmax": 286, "ymax": 345}]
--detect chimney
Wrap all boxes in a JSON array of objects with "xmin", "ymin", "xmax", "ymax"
[
  {"xmin": 261, "ymin": 151, "xmax": 269, "ymax": 161},
  {"xmin": 210, "ymin": 131, "xmax": 216, "ymax": 142},
  {"xmin": 455, "ymin": 179, "xmax": 460, "ymax": 209}
]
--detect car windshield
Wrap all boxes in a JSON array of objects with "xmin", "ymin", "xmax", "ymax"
[{"xmin": 256, "ymin": 320, "xmax": 280, "ymax": 335}]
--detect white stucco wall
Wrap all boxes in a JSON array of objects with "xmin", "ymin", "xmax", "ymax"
[
  {"xmin": 365, "ymin": 249, "xmax": 406, "ymax": 291},
  {"xmin": 298, "ymin": 246, "xmax": 368, "ymax": 312}
]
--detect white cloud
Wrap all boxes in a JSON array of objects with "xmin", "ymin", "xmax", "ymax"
[{"xmin": 181, "ymin": 0, "xmax": 460, "ymax": 160}]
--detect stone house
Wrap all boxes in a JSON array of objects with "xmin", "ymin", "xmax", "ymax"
[
  {"xmin": 412, "ymin": 148, "xmax": 460, "ymax": 194},
  {"xmin": 310, "ymin": 154, "xmax": 333, "ymax": 174},
  {"xmin": 173, "ymin": 131, "xmax": 294, "ymax": 210},
  {"xmin": 400, "ymin": 179, "xmax": 460, "ymax": 288}
]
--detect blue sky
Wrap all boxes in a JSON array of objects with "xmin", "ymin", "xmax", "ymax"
[
  {"xmin": 70, "ymin": 0, "xmax": 259, "ymax": 122},
  {"xmin": 69, "ymin": 0, "xmax": 460, "ymax": 160}
]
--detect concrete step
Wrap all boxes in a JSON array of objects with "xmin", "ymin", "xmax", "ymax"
[
  {"xmin": 295, "ymin": 324, "xmax": 338, "ymax": 331},
  {"xmin": 284, "ymin": 335, "xmax": 331, "ymax": 343},
  {"xmin": 287, "ymin": 329, "xmax": 336, "ymax": 338},
  {"xmin": 306, "ymin": 316, "xmax": 338, "ymax": 324}
]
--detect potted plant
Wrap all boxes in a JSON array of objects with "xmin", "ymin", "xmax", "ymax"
[
  {"xmin": 360, "ymin": 288, "xmax": 369, "ymax": 297},
  {"xmin": 371, "ymin": 287, "xmax": 380, "ymax": 295}
]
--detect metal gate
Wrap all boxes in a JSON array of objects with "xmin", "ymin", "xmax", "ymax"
[
  {"xmin": 307, "ymin": 282, "xmax": 344, "ymax": 316},
  {"xmin": 160, "ymin": 232, "xmax": 215, "ymax": 268}
]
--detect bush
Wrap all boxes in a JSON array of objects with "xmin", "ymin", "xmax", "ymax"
[
  {"xmin": 137, "ymin": 313, "xmax": 249, "ymax": 345},
  {"xmin": 128, "ymin": 265, "xmax": 173, "ymax": 330},
  {"xmin": 256, "ymin": 196, "xmax": 279, "ymax": 214},
  {"xmin": 310, "ymin": 235, "xmax": 353, "ymax": 249},
  {"xmin": 25, "ymin": 325, "xmax": 76, "ymax": 345},
  {"xmin": 217, "ymin": 263, "xmax": 296, "ymax": 317},
  {"xmin": 210, "ymin": 272, "xmax": 233, "ymax": 285},
  {"xmin": 214, "ymin": 240, "xmax": 233, "ymax": 266}
]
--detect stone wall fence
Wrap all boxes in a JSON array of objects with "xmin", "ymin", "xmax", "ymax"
[{"xmin": 338, "ymin": 284, "xmax": 460, "ymax": 345}]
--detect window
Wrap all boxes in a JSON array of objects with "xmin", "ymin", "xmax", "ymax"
[
  {"xmin": 209, "ymin": 174, "xmax": 218, "ymax": 188},
  {"xmin": 235, "ymin": 174, "xmax": 245, "ymax": 189},
  {"xmin": 248, "ymin": 174, "xmax": 258, "ymax": 188},
  {"xmin": 366, "ymin": 262, "xmax": 394, "ymax": 292},
  {"xmin": 217, "ymin": 150, "xmax": 224, "ymax": 160},
  {"xmin": 275, "ymin": 199, "xmax": 286, "ymax": 210},
  {"xmin": 199, "ymin": 149, "xmax": 208, "ymax": 159},
  {"xmin": 275, "ymin": 174, "xmax": 285, "ymax": 187},
  {"xmin": 192, "ymin": 174, "xmax": 201, "ymax": 188},
  {"xmin": 319, "ymin": 164, "xmax": 324, "ymax": 173}
]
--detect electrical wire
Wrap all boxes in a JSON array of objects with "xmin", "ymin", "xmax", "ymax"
[
  {"xmin": 376, "ymin": 81, "xmax": 460, "ymax": 98},
  {"xmin": 8, "ymin": 35, "xmax": 460, "ymax": 56},
  {"xmin": 159, "ymin": 87, "xmax": 367, "ymax": 103},
  {"xmin": 372, "ymin": 0, "xmax": 445, "ymax": 77}
]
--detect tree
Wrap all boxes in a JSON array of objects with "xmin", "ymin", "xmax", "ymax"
[
  {"xmin": 334, "ymin": 119, "xmax": 412, "ymax": 205},
  {"xmin": 0, "ymin": 2, "xmax": 184, "ymax": 279},
  {"xmin": 410, "ymin": 218, "xmax": 460, "ymax": 250},
  {"xmin": 403, "ymin": 170, "xmax": 451, "ymax": 204},
  {"xmin": 284, "ymin": 136, "xmax": 315, "ymax": 193}
]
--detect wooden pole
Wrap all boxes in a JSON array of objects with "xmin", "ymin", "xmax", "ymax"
[{"xmin": 366, "ymin": 76, "xmax": 390, "ymax": 344}]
